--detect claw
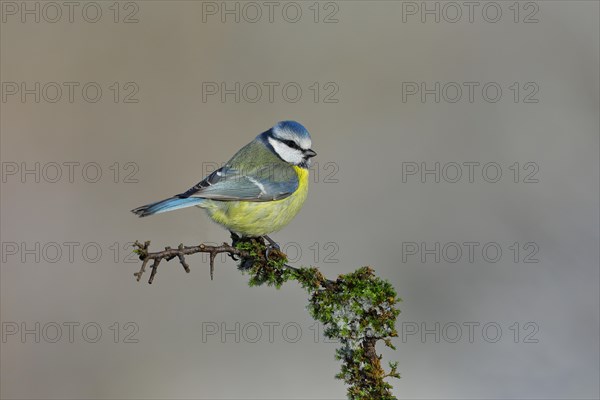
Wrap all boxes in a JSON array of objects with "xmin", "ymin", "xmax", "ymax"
[{"xmin": 263, "ymin": 235, "xmax": 280, "ymax": 260}]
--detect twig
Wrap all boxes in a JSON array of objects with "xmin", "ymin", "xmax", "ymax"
[
  {"xmin": 132, "ymin": 240, "xmax": 250, "ymax": 284},
  {"xmin": 132, "ymin": 239, "xmax": 335, "ymax": 286},
  {"xmin": 131, "ymin": 238, "xmax": 399, "ymax": 399}
]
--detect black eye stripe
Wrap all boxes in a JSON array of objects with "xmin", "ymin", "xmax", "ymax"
[{"xmin": 281, "ymin": 139, "xmax": 301, "ymax": 150}]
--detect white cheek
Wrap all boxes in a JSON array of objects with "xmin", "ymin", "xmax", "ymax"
[{"xmin": 269, "ymin": 138, "xmax": 304, "ymax": 165}]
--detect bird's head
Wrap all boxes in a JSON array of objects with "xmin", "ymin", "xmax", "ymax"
[{"xmin": 266, "ymin": 121, "xmax": 317, "ymax": 168}]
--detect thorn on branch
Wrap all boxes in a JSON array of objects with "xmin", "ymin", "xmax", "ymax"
[
  {"xmin": 132, "ymin": 240, "xmax": 250, "ymax": 284},
  {"xmin": 177, "ymin": 245, "xmax": 190, "ymax": 273}
]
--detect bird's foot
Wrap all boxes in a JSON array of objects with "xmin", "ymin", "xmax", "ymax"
[
  {"xmin": 238, "ymin": 258, "xmax": 255, "ymax": 270},
  {"xmin": 262, "ymin": 235, "xmax": 280, "ymax": 260},
  {"xmin": 228, "ymin": 232, "xmax": 241, "ymax": 261}
]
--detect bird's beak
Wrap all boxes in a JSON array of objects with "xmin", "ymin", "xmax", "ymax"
[{"xmin": 304, "ymin": 149, "xmax": 317, "ymax": 158}]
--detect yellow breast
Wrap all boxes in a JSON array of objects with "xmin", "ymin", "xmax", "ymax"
[{"xmin": 204, "ymin": 166, "xmax": 309, "ymax": 237}]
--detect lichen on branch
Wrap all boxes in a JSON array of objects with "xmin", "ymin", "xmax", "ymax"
[{"xmin": 132, "ymin": 237, "xmax": 401, "ymax": 400}]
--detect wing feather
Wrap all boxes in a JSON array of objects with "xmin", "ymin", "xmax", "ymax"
[{"xmin": 178, "ymin": 164, "xmax": 298, "ymax": 202}]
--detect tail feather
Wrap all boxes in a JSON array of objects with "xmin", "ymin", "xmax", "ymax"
[{"xmin": 131, "ymin": 196, "xmax": 204, "ymax": 217}]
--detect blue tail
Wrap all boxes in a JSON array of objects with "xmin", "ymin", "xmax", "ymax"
[{"xmin": 131, "ymin": 196, "xmax": 204, "ymax": 217}]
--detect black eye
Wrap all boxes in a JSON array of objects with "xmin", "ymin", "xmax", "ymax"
[{"xmin": 282, "ymin": 139, "xmax": 301, "ymax": 150}]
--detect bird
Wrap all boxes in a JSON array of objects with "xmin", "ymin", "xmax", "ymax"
[{"xmin": 131, "ymin": 121, "xmax": 317, "ymax": 248}]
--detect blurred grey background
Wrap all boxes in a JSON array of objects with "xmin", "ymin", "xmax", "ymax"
[{"xmin": 1, "ymin": 1, "xmax": 598, "ymax": 399}]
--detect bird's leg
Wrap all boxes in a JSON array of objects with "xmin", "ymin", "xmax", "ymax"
[
  {"xmin": 263, "ymin": 235, "xmax": 279, "ymax": 248},
  {"xmin": 228, "ymin": 231, "xmax": 240, "ymax": 261},
  {"xmin": 262, "ymin": 235, "xmax": 280, "ymax": 260},
  {"xmin": 230, "ymin": 231, "xmax": 241, "ymax": 245}
]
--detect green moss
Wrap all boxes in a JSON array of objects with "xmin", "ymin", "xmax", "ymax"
[
  {"xmin": 234, "ymin": 239, "xmax": 401, "ymax": 399},
  {"xmin": 235, "ymin": 239, "xmax": 291, "ymax": 289}
]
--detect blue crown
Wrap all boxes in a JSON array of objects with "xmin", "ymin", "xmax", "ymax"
[{"xmin": 275, "ymin": 120, "xmax": 311, "ymax": 140}]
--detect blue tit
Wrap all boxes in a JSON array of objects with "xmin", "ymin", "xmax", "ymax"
[{"xmin": 132, "ymin": 121, "xmax": 317, "ymax": 238}]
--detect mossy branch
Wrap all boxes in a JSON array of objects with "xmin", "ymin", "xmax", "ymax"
[{"xmin": 132, "ymin": 237, "xmax": 401, "ymax": 400}]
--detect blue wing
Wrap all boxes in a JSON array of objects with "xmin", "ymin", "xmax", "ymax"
[{"xmin": 178, "ymin": 164, "xmax": 298, "ymax": 202}]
